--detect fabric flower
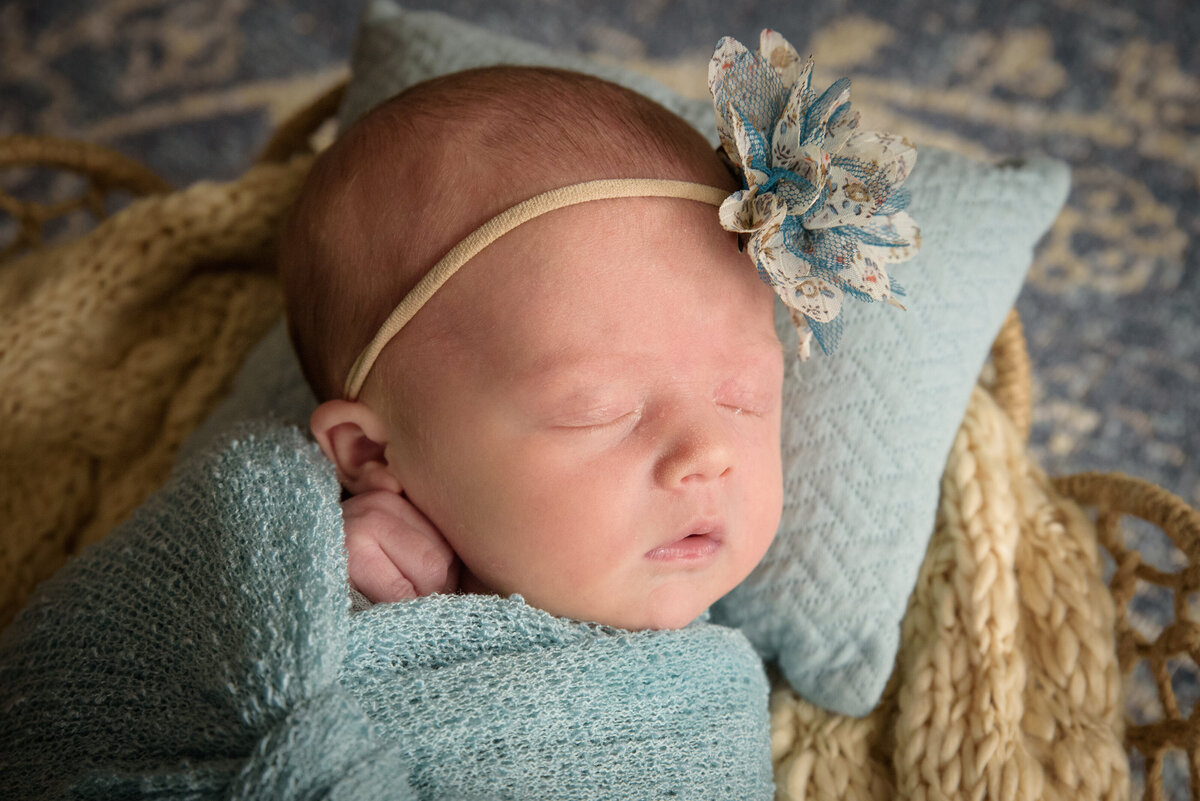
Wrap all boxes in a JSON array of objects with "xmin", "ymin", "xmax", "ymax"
[{"xmin": 709, "ymin": 29, "xmax": 921, "ymax": 358}]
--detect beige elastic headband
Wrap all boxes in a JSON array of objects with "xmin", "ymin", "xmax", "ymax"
[{"xmin": 343, "ymin": 178, "xmax": 730, "ymax": 399}]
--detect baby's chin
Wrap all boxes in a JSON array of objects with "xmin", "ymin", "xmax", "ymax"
[
  {"xmin": 482, "ymin": 585, "xmax": 714, "ymax": 631},
  {"xmin": 461, "ymin": 567, "xmax": 730, "ymax": 631},
  {"xmin": 630, "ymin": 604, "xmax": 711, "ymax": 631},
  {"xmin": 566, "ymin": 587, "xmax": 718, "ymax": 632}
]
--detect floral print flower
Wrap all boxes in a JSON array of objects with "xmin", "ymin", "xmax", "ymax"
[{"xmin": 709, "ymin": 30, "xmax": 921, "ymax": 357}]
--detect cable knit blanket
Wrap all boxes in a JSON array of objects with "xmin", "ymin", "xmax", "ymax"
[{"xmin": 0, "ymin": 422, "xmax": 773, "ymax": 800}]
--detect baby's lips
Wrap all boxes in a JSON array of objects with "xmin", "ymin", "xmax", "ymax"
[{"xmin": 644, "ymin": 519, "xmax": 726, "ymax": 561}]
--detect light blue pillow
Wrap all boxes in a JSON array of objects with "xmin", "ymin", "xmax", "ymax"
[
  {"xmin": 207, "ymin": 1, "xmax": 1068, "ymax": 717},
  {"xmin": 717, "ymin": 152, "xmax": 1068, "ymax": 714}
]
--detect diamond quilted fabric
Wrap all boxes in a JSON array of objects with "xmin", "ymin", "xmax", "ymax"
[{"xmin": 712, "ymin": 148, "xmax": 1069, "ymax": 715}]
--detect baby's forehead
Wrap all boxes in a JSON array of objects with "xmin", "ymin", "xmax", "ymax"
[
  {"xmin": 327, "ymin": 80, "xmax": 752, "ymax": 397},
  {"xmin": 415, "ymin": 198, "xmax": 769, "ymax": 367}
]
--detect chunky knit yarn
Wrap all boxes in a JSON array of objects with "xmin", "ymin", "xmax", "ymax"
[{"xmin": 0, "ymin": 422, "xmax": 772, "ymax": 800}]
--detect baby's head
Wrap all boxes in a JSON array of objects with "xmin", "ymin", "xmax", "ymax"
[{"xmin": 281, "ymin": 67, "xmax": 784, "ymax": 630}]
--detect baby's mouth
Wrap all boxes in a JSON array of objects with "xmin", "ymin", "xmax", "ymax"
[{"xmin": 645, "ymin": 522, "xmax": 724, "ymax": 562}]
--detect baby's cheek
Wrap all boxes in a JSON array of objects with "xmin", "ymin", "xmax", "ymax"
[
  {"xmin": 742, "ymin": 443, "xmax": 784, "ymax": 563},
  {"xmin": 511, "ymin": 479, "xmax": 633, "ymax": 590}
]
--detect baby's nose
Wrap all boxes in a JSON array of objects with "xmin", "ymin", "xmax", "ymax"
[{"xmin": 653, "ymin": 402, "xmax": 735, "ymax": 487}]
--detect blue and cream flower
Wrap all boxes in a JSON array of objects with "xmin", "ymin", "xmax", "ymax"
[{"xmin": 709, "ymin": 30, "xmax": 921, "ymax": 358}]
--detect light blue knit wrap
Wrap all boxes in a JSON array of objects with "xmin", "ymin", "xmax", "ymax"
[{"xmin": 0, "ymin": 422, "xmax": 773, "ymax": 800}]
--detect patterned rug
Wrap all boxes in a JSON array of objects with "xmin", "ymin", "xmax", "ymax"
[{"xmin": 1, "ymin": 0, "xmax": 1196, "ymax": 796}]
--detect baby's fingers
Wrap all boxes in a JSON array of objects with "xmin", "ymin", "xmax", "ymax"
[
  {"xmin": 348, "ymin": 543, "xmax": 419, "ymax": 604},
  {"xmin": 375, "ymin": 523, "xmax": 460, "ymax": 596}
]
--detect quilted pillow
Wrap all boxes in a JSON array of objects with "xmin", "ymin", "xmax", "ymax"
[
  {"xmin": 731, "ymin": 153, "xmax": 1068, "ymax": 715},
  {"xmin": 203, "ymin": 0, "xmax": 1068, "ymax": 716}
]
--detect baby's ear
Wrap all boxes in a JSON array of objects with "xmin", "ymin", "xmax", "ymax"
[{"xmin": 310, "ymin": 400, "xmax": 402, "ymax": 495}]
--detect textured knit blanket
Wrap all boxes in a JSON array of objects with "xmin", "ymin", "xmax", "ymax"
[{"xmin": 0, "ymin": 422, "xmax": 773, "ymax": 800}]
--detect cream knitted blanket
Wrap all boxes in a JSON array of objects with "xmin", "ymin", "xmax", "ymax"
[{"xmin": 0, "ymin": 156, "xmax": 1128, "ymax": 799}]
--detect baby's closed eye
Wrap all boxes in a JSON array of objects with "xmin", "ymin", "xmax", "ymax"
[
  {"xmin": 550, "ymin": 404, "xmax": 644, "ymax": 431},
  {"xmin": 712, "ymin": 379, "xmax": 776, "ymax": 418},
  {"xmin": 548, "ymin": 391, "xmax": 773, "ymax": 432}
]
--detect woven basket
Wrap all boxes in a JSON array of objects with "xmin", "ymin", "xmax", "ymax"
[{"xmin": 1, "ymin": 82, "xmax": 1195, "ymax": 800}]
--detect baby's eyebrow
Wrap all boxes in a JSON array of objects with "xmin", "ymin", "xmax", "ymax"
[
  {"xmin": 510, "ymin": 350, "xmax": 621, "ymax": 384},
  {"xmin": 511, "ymin": 336, "xmax": 784, "ymax": 386}
]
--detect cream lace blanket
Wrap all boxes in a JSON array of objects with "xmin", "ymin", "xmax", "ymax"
[{"xmin": 0, "ymin": 156, "xmax": 1129, "ymax": 800}]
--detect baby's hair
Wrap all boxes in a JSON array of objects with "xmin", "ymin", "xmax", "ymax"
[{"xmin": 281, "ymin": 66, "xmax": 736, "ymax": 402}]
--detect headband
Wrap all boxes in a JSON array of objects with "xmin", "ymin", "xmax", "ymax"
[
  {"xmin": 344, "ymin": 28, "xmax": 922, "ymax": 400},
  {"xmin": 343, "ymin": 178, "xmax": 729, "ymax": 400}
]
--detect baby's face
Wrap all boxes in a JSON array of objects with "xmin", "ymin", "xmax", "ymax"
[{"xmin": 372, "ymin": 196, "xmax": 784, "ymax": 629}]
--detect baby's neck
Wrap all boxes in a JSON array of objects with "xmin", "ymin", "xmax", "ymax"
[{"xmin": 457, "ymin": 567, "xmax": 493, "ymax": 596}]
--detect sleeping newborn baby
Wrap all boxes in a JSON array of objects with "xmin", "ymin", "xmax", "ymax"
[
  {"xmin": 0, "ymin": 36, "xmax": 931, "ymax": 799},
  {"xmin": 280, "ymin": 65, "xmax": 786, "ymax": 631},
  {"xmin": 0, "ymin": 39, "xmax": 924, "ymax": 799}
]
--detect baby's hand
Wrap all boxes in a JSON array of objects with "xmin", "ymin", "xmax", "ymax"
[{"xmin": 342, "ymin": 489, "xmax": 460, "ymax": 603}]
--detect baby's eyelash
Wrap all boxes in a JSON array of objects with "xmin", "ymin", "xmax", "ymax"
[
  {"xmin": 719, "ymin": 402, "xmax": 762, "ymax": 417},
  {"xmin": 712, "ymin": 372, "xmax": 775, "ymax": 418},
  {"xmin": 557, "ymin": 407, "xmax": 643, "ymax": 431}
]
